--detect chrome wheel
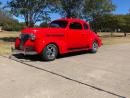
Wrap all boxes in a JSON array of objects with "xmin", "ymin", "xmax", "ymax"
[
  {"xmin": 93, "ymin": 42, "xmax": 98, "ymax": 51},
  {"xmin": 46, "ymin": 44, "xmax": 57, "ymax": 59},
  {"xmin": 41, "ymin": 44, "xmax": 58, "ymax": 61},
  {"xmin": 91, "ymin": 41, "xmax": 98, "ymax": 53}
]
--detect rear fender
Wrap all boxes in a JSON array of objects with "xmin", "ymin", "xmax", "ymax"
[
  {"xmin": 88, "ymin": 31, "xmax": 102, "ymax": 49},
  {"xmin": 89, "ymin": 37, "xmax": 102, "ymax": 49}
]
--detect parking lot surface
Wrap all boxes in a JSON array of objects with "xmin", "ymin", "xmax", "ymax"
[{"xmin": 0, "ymin": 43, "xmax": 130, "ymax": 98}]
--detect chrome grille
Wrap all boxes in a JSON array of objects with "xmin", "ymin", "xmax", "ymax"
[{"xmin": 20, "ymin": 34, "xmax": 30, "ymax": 49}]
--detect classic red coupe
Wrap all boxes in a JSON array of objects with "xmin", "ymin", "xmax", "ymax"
[{"xmin": 14, "ymin": 18, "xmax": 102, "ymax": 61}]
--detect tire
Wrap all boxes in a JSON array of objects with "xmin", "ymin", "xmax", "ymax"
[
  {"xmin": 41, "ymin": 44, "xmax": 58, "ymax": 61},
  {"xmin": 90, "ymin": 41, "xmax": 98, "ymax": 53}
]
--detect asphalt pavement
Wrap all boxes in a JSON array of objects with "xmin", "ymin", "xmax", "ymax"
[{"xmin": 0, "ymin": 43, "xmax": 130, "ymax": 98}]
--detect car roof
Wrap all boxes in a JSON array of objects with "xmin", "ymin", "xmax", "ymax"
[{"xmin": 52, "ymin": 18, "xmax": 88, "ymax": 24}]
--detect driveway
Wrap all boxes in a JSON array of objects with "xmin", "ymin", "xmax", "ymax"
[{"xmin": 0, "ymin": 43, "xmax": 130, "ymax": 98}]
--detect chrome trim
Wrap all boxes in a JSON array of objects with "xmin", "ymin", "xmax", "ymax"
[{"xmin": 11, "ymin": 47, "xmax": 37, "ymax": 55}]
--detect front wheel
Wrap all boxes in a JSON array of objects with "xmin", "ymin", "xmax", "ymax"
[
  {"xmin": 41, "ymin": 44, "xmax": 58, "ymax": 61},
  {"xmin": 90, "ymin": 41, "xmax": 98, "ymax": 53}
]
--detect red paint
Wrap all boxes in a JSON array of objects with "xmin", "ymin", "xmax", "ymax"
[{"xmin": 15, "ymin": 18, "xmax": 102, "ymax": 54}]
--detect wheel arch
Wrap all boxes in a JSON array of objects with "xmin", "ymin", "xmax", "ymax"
[
  {"xmin": 46, "ymin": 41, "xmax": 68, "ymax": 54},
  {"xmin": 89, "ymin": 38, "xmax": 99, "ymax": 49},
  {"xmin": 42, "ymin": 40, "xmax": 68, "ymax": 54}
]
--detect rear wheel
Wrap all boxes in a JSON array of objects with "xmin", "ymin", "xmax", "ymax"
[
  {"xmin": 90, "ymin": 41, "xmax": 98, "ymax": 53},
  {"xmin": 41, "ymin": 44, "xmax": 58, "ymax": 61}
]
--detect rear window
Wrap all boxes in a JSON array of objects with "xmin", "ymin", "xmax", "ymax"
[
  {"xmin": 49, "ymin": 20, "xmax": 68, "ymax": 28},
  {"xmin": 84, "ymin": 23, "xmax": 89, "ymax": 30}
]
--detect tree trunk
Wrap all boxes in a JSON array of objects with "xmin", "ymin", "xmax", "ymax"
[
  {"xmin": 124, "ymin": 32, "xmax": 127, "ymax": 37},
  {"xmin": 29, "ymin": 14, "xmax": 34, "ymax": 27},
  {"xmin": 25, "ymin": 14, "xmax": 29, "ymax": 27}
]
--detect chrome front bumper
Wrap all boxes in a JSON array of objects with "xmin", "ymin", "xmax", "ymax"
[{"xmin": 11, "ymin": 47, "xmax": 37, "ymax": 55}]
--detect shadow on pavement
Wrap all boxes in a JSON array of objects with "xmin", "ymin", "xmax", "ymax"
[
  {"xmin": 12, "ymin": 51, "xmax": 91, "ymax": 62},
  {"xmin": 0, "ymin": 37, "xmax": 17, "ymax": 42}
]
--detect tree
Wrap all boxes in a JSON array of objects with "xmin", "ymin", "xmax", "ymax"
[
  {"xmin": 0, "ymin": 1, "xmax": 2, "ymax": 10},
  {"xmin": 0, "ymin": 2, "xmax": 25, "ymax": 31},
  {"xmin": 82, "ymin": 0, "xmax": 115, "ymax": 18},
  {"xmin": 0, "ymin": 2, "xmax": 2, "ymax": 6},
  {"xmin": 122, "ymin": 15, "xmax": 130, "ymax": 33},
  {"xmin": 0, "ymin": 10, "xmax": 25, "ymax": 31},
  {"xmin": 56, "ymin": 0, "xmax": 115, "ymax": 19},
  {"xmin": 55, "ymin": 0, "xmax": 81, "ymax": 18},
  {"xmin": 40, "ymin": 22, "xmax": 49, "ymax": 28},
  {"xmin": 89, "ymin": 14, "xmax": 130, "ymax": 37},
  {"xmin": 90, "ymin": 14, "xmax": 118, "ymax": 32},
  {"xmin": 7, "ymin": 0, "xmax": 53, "ymax": 27},
  {"xmin": 82, "ymin": 0, "xmax": 115, "ymax": 33}
]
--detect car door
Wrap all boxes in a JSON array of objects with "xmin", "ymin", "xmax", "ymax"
[
  {"xmin": 82, "ymin": 23, "xmax": 90, "ymax": 47},
  {"xmin": 67, "ymin": 22, "xmax": 84, "ymax": 50}
]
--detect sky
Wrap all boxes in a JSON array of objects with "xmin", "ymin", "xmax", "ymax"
[
  {"xmin": 112, "ymin": 0, "xmax": 130, "ymax": 14},
  {"xmin": 0, "ymin": 0, "xmax": 130, "ymax": 22}
]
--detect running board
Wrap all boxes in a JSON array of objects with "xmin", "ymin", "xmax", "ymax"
[{"xmin": 67, "ymin": 47, "xmax": 90, "ymax": 52}]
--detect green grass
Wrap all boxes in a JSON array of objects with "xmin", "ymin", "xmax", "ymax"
[
  {"xmin": 101, "ymin": 37, "xmax": 130, "ymax": 45},
  {"xmin": 0, "ymin": 31, "xmax": 19, "ymax": 55},
  {"xmin": 0, "ymin": 42, "xmax": 13, "ymax": 55},
  {"xmin": 0, "ymin": 31, "xmax": 20, "ymax": 38},
  {"xmin": 98, "ymin": 32, "xmax": 130, "ymax": 45}
]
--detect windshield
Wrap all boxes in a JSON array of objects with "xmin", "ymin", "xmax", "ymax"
[{"xmin": 49, "ymin": 20, "xmax": 68, "ymax": 28}]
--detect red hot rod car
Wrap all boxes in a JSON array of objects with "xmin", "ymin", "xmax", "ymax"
[{"xmin": 14, "ymin": 18, "xmax": 102, "ymax": 61}]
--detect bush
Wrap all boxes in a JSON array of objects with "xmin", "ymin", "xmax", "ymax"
[
  {"xmin": 40, "ymin": 22, "xmax": 49, "ymax": 28},
  {"xmin": 0, "ymin": 11, "xmax": 25, "ymax": 31}
]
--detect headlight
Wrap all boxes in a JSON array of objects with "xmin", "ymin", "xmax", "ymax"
[{"xmin": 30, "ymin": 34, "xmax": 36, "ymax": 41}]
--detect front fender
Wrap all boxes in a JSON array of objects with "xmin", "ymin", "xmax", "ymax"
[
  {"xmin": 15, "ymin": 38, "xmax": 20, "ymax": 49},
  {"xmin": 34, "ymin": 38, "xmax": 67, "ymax": 54}
]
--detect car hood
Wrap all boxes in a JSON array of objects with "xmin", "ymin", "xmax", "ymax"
[
  {"xmin": 21, "ymin": 28, "xmax": 50, "ymax": 34},
  {"xmin": 21, "ymin": 28, "xmax": 65, "ymax": 35}
]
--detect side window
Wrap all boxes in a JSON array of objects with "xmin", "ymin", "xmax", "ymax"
[
  {"xmin": 84, "ymin": 23, "xmax": 89, "ymax": 30},
  {"xmin": 69, "ymin": 22, "xmax": 82, "ymax": 30}
]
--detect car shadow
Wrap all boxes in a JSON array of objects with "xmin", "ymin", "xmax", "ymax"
[
  {"xmin": 0, "ymin": 37, "xmax": 17, "ymax": 42},
  {"xmin": 57, "ymin": 51, "xmax": 91, "ymax": 59},
  {"xmin": 12, "ymin": 50, "xmax": 92, "ymax": 62}
]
